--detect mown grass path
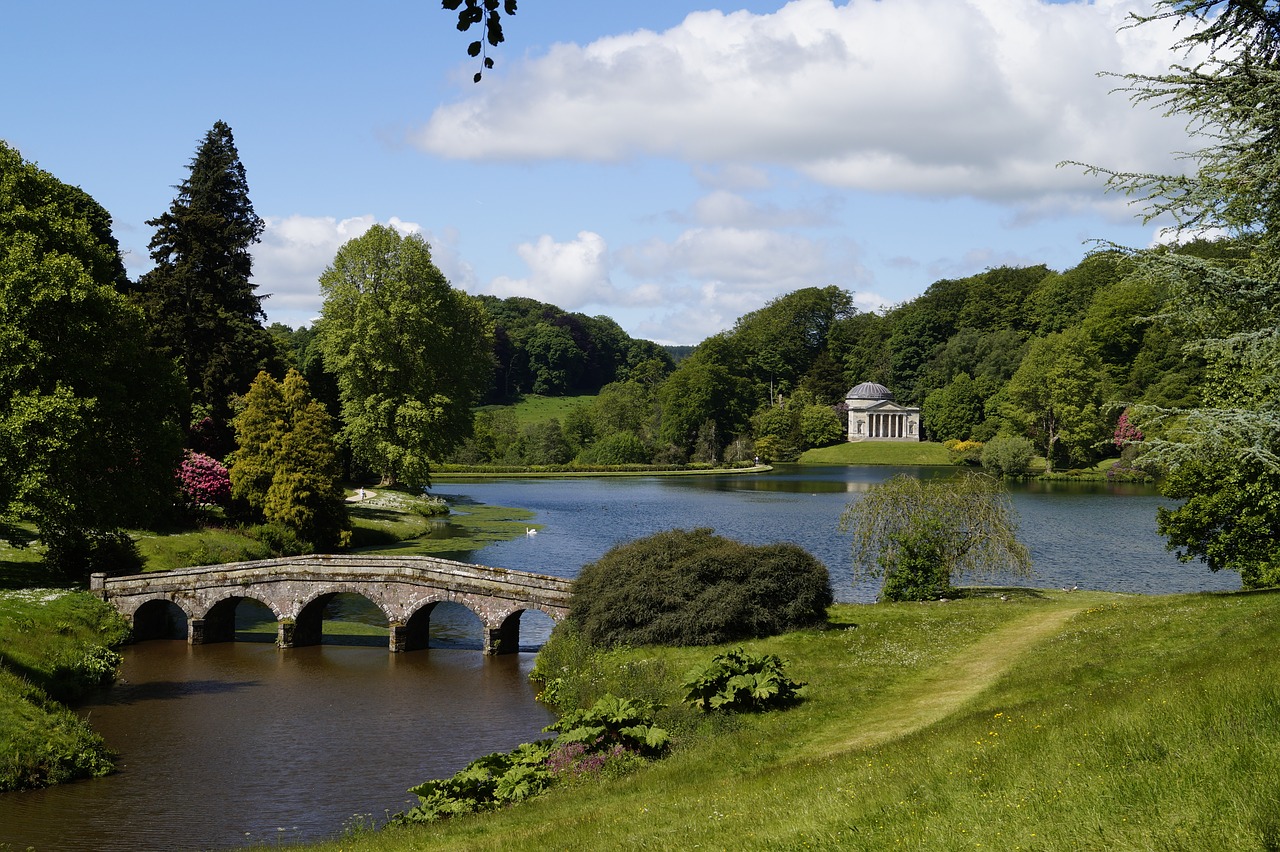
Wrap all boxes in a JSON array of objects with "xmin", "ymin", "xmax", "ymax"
[{"xmin": 809, "ymin": 599, "xmax": 1088, "ymax": 759}]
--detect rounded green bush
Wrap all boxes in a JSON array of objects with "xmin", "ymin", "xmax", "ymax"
[{"xmin": 569, "ymin": 528, "xmax": 833, "ymax": 647}]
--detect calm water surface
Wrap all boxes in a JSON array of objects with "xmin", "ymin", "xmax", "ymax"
[
  {"xmin": 0, "ymin": 643, "xmax": 552, "ymax": 852},
  {"xmin": 0, "ymin": 465, "xmax": 1238, "ymax": 851},
  {"xmin": 434, "ymin": 464, "xmax": 1238, "ymax": 601}
]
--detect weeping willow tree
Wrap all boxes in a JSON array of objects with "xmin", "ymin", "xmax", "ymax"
[
  {"xmin": 839, "ymin": 473, "xmax": 1031, "ymax": 602},
  {"xmin": 1085, "ymin": 2, "xmax": 1280, "ymax": 587}
]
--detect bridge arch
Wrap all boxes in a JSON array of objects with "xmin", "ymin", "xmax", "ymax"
[
  {"xmin": 197, "ymin": 592, "xmax": 282, "ymax": 645},
  {"xmin": 130, "ymin": 598, "xmax": 192, "ymax": 641},
  {"xmin": 488, "ymin": 606, "xmax": 559, "ymax": 655},
  {"xmin": 288, "ymin": 588, "xmax": 394, "ymax": 648},
  {"xmin": 398, "ymin": 597, "xmax": 488, "ymax": 652}
]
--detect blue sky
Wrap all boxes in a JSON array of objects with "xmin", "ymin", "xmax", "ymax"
[{"xmin": 5, "ymin": 0, "xmax": 1196, "ymax": 344}]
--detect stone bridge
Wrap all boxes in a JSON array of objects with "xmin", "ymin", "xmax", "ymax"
[{"xmin": 90, "ymin": 554, "xmax": 573, "ymax": 655}]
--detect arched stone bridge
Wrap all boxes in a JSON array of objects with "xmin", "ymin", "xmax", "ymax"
[{"xmin": 90, "ymin": 554, "xmax": 572, "ymax": 655}]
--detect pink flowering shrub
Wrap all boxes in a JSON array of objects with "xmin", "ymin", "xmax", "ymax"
[
  {"xmin": 177, "ymin": 451, "xmax": 231, "ymax": 507},
  {"xmin": 1113, "ymin": 410, "xmax": 1143, "ymax": 448}
]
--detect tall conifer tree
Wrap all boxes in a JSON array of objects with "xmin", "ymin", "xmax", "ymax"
[
  {"xmin": 1089, "ymin": 2, "xmax": 1280, "ymax": 586},
  {"xmin": 134, "ymin": 120, "xmax": 277, "ymax": 453}
]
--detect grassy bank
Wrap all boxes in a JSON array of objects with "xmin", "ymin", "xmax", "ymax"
[
  {"xmin": 133, "ymin": 488, "xmax": 535, "ymax": 572},
  {"xmin": 0, "ymin": 588, "xmax": 130, "ymax": 791},
  {"xmin": 297, "ymin": 587, "xmax": 1280, "ymax": 850},
  {"xmin": 799, "ymin": 441, "xmax": 953, "ymax": 465}
]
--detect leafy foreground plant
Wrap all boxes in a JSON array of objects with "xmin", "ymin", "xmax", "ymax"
[
  {"xmin": 392, "ymin": 694, "xmax": 668, "ymax": 826},
  {"xmin": 682, "ymin": 647, "xmax": 806, "ymax": 713}
]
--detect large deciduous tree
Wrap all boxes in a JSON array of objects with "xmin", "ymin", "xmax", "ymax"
[
  {"xmin": 132, "ymin": 121, "xmax": 277, "ymax": 453},
  {"xmin": 317, "ymin": 225, "xmax": 492, "ymax": 488},
  {"xmin": 839, "ymin": 473, "xmax": 1031, "ymax": 602},
  {"xmin": 0, "ymin": 142, "xmax": 184, "ymax": 575},
  {"xmin": 1000, "ymin": 330, "xmax": 1108, "ymax": 472}
]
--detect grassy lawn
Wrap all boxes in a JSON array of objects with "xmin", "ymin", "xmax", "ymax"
[
  {"xmin": 127, "ymin": 487, "xmax": 535, "ymax": 571},
  {"xmin": 297, "ymin": 587, "xmax": 1280, "ymax": 851},
  {"xmin": 800, "ymin": 440, "xmax": 954, "ymax": 466}
]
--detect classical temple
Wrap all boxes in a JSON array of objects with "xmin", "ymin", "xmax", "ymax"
[{"xmin": 845, "ymin": 381, "xmax": 920, "ymax": 442}]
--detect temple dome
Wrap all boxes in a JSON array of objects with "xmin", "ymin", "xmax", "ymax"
[{"xmin": 847, "ymin": 381, "xmax": 893, "ymax": 400}]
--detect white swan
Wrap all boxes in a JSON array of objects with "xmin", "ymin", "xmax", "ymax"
[{"xmin": 526, "ymin": 527, "xmax": 538, "ymax": 537}]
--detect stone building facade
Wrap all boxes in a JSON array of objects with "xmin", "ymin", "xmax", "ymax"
[{"xmin": 845, "ymin": 381, "xmax": 921, "ymax": 442}]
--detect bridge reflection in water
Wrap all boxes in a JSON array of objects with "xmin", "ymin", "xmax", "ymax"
[{"xmin": 91, "ymin": 554, "xmax": 571, "ymax": 655}]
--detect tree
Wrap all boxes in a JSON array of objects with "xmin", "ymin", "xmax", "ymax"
[
  {"xmin": 265, "ymin": 373, "xmax": 350, "ymax": 549},
  {"xmin": 317, "ymin": 225, "xmax": 493, "ymax": 488},
  {"xmin": 980, "ymin": 433, "xmax": 1035, "ymax": 478},
  {"xmin": 731, "ymin": 286, "xmax": 855, "ymax": 402},
  {"xmin": 657, "ymin": 346, "xmax": 753, "ymax": 457},
  {"xmin": 132, "ymin": 121, "xmax": 277, "ymax": 453},
  {"xmin": 798, "ymin": 404, "xmax": 844, "ymax": 449},
  {"xmin": 228, "ymin": 370, "xmax": 349, "ymax": 549},
  {"xmin": 444, "ymin": 0, "xmax": 518, "ymax": 82},
  {"xmin": 1001, "ymin": 330, "xmax": 1108, "ymax": 471},
  {"xmin": 568, "ymin": 528, "xmax": 832, "ymax": 647},
  {"xmin": 839, "ymin": 473, "xmax": 1031, "ymax": 601},
  {"xmin": 1157, "ymin": 443, "xmax": 1280, "ymax": 589},
  {"xmin": 1081, "ymin": 2, "xmax": 1280, "ymax": 581},
  {"xmin": 923, "ymin": 372, "xmax": 987, "ymax": 442},
  {"xmin": 0, "ymin": 142, "xmax": 185, "ymax": 574}
]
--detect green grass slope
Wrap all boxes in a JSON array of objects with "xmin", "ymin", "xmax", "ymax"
[
  {"xmin": 477, "ymin": 394, "xmax": 595, "ymax": 426},
  {"xmin": 800, "ymin": 440, "xmax": 953, "ymax": 466},
  {"xmin": 301, "ymin": 587, "xmax": 1280, "ymax": 851},
  {"xmin": 0, "ymin": 589, "xmax": 129, "ymax": 790}
]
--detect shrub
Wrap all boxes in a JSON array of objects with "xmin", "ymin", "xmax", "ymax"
[
  {"xmin": 569, "ymin": 528, "xmax": 832, "ymax": 647},
  {"xmin": 682, "ymin": 648, "xmax": 806, "ymax": 712},
  {"xmin": 396, "ymin": 742, "xmax": 555, "ymax": 823},
  {"xmin": 944, "ymin": 439, "xmax": 984, "ymax": 465},
  {"xmin": 43, "ymin": 528, "xmax": 143, "ymax": 579},
  {"xmin": 549, "ymin": 694, "xmax": 670, "ymax": 757},
  {"xmin": 395, "ymin": 694, "xmax": 667, "ymax": 826},
  {"xmin": 248, "ymin": 522, "xmax": 311, "ymax": 556},
  {"xmin": 176, "ymin": 451, "xmax": 231, "ymax": 508},
  {"xmin": 576, "ymin": 431, "xmax": 651, "ymax": 466},
  {"xmin": 877, "ymin": 519, "xmax": 954, "ymax": 602},
  {"xmin": 981, "ymin": 433, "xmax": 1036, "ymax": 476},
  {"xmin": 46, "ymin": 646, "xmax": 123, "ymax": 703}
]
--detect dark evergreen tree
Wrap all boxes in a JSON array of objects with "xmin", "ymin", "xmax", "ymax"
[{"xmin": 133, "ymin": 121, "xmax": 278, "ymax": 454}]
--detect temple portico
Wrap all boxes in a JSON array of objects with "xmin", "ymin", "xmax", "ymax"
[{"xmin": 845, "ymin": 381, "xmax": 921, "ymax": 443}]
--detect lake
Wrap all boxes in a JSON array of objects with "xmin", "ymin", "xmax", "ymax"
[
  {"xmin": 0, "ymin": 465, "xmax": 1238, "ymax": 851},
  {"xmin": 432, "ymin": 464, "xmax": 1238, "ymax": 602}
]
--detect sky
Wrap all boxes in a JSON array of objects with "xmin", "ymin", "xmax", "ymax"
[{"xmin": 5, "ymin": 0, "xmax": 1199, "ymax": 345}]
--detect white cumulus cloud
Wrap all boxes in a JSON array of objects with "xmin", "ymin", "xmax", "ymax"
[
  {"xmin": 413, "ymin": 0, "xmax": 1193, "ymax": 206},
  {"xmin": 485, "ymin": 230, "xmax": 614, "ymax": 309}
]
